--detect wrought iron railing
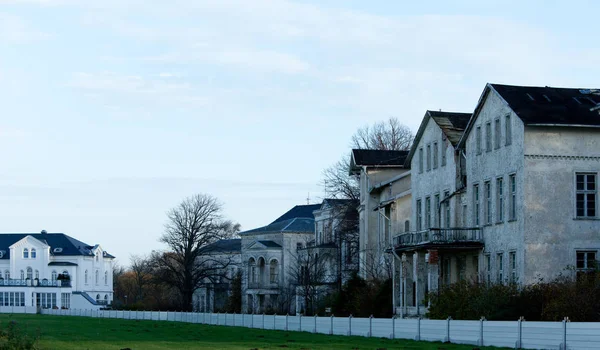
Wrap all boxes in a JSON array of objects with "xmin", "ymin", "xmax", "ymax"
[
  {"xmin": 393, "ymin": 228, "xmax": 482, "ymax": 248},
  {"xmin": 247, "ymin": 282, "xmax": 279, "ymax": 289},
  {"xmin": 0, "ymin": 279, "xmax": 71, "ymax": 287}
]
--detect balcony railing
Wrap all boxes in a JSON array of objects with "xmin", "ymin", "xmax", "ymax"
[
  {"xmin": 0, "ymin": 279, "xmax": 71, "ymax": 287},
  {"xmin": 247, "ymin": 282, "xmax": 279, "ymax": 290},
  {"xmin": 393, "ymin": 228, "xmax": 482, "ymax": 249}
]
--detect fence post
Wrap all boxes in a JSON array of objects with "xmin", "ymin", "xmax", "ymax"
[
  {"xmin": 330, "ymin": 314, "xmax": 334, "ymax": 335},
  {"xmin": 445, "ymin": 316, "xmax": 452, "ymax": 343},
  {"xmin": 391, "ymin": 315, "xmax": 395, "ymax": 339},
  {"xmin": 314, "ymin": 314, "xmax": 317, "ymax": 333},
  {"xmin": 285, "ymin": 313, "xmax": 289, "ymax": 331},
  {"xmin": 274, "ymin": 314, "xmax": 276, "ymax": 330},
  {"xmin": 479, "ymin": 316, "xmax": 486, "ymax": 346},
  {"xmin": 516, "ymin": 316, "xmax": 524, "ymax": 349},
  {"xmin": 369, "ymin": 315, "xmax": 373, "ymax": 337},
  {"xmin": 561, "ymin": 317, "xmax": 569, "ymax": 350},
  {"xmin": 262, "ymin": 313, "xmax": 265, "ymax": 329},
  {"xmin": 416, "ymin": 317, "xmax": 421, "ymax": 341},
  {"xmin": 299, "ymin": 314, "xmax": 302, "ymax": 331},
  {"xmin": 348, "ymin": 314, "xmax": 352, "ymax": 336}
]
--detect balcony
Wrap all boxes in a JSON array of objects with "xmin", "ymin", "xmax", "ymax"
[
  {"xmin": 247, "ymin": 282, "xmax": 279, "ymax": 290},
  {"xmin": 392, "ymin": 228, "xmax": 483, "ymax": 251},
  {"xmin": 0, "ymin": 279, "xmax": 71, "ymax": 288}
]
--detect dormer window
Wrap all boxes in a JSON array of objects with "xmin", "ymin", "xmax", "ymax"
[
  {"xmin": 31, "ymin": 248, "xmax": 36, "ymax": 259},
  {"xmin": 23, "ymin": 248, "xmax": 29, "ymax": 259}
]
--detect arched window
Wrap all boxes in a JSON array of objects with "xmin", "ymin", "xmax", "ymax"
[
  {"xmin": 248, "ymin": 258, "xmax": 256, "ymax": 284},
  {"xmin": 104, "ymin": 271, "xmax": 108, "ymax": 285},
  {"xmin": 51, "ymin": 271, "xmax": 57, "ymax": 281},
  {"xmin": 26, "ymin": 267, "xmax": 32, "ymax": 280},
  {"xmin": 35, "ymin": 270, "xmax": 39, "ymax": 279},
  {"xmin": 96, "ymin": 294, "xmax": 100, "ymax": 303},
  {"xmin": 104, "ymin": 295, "xmax": 108, "ymax": 303},
  {"xmin": 62, "ymin": 270, "xmax": 69, "ymax": 277},
  {"xmin": 269, "ymin": 260, "xmax": 279, "ymax": 284},
  {"xmin": 95, "ymin": 270, "xmax": 99, "ymax": 284},
  {"xmin": 23, "ymin": 248, "xmax": 29, "ymax": 259},
  {"xmin": 257, "ymin": 257, "xmax": 266, "ymax": 284},
  {"xmin": 84, "ymin": 270, "xmax": 88, "ymax": 284},
  {"xmin": 5, "ymin": 270, "xmax": 9, "ymax": 280},
  {"xmin": 31, "ymin": 248, "xmax": 36, "ymax": 259},
  {"xmin": 20, "ymin": 270, "xmax": 24, "ymax": 280},
  {"xmin": 404, "ymin": 220, "xmax": 410, "ymax": 232}
]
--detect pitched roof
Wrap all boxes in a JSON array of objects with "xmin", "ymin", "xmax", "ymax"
[
  {"xmin": 0, "ymin": 233, "xmax": 114, "ymax": 259},
  {"xmin": 199, "ymin": 239, "xmax": 241, "ymax": 254},
  {"xmin": 349, "ymin": 149, "xmax": 409, "ymax": 174},
  {"xmin": 491, "ymin": 84, "xmax": 600, "ymax": 126},
  {"xmin": 321, "ymin": 198, "xmax": 358, "ymax": 208},
  {"xmin": 405, "ymin": 110, "xmax": 471, "ymax": 166},
  {"xmin": 270, "ymin": 204, "xmax": 320, "ymax": 224},
  {"xmin": 458, "ymin": 84, "xmax": 600, "ymax": 148}
]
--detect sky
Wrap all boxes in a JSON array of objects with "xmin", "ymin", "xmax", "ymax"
[{"xmin": 1, "ymin": 0, "xmax": 599, "ymax": 266}]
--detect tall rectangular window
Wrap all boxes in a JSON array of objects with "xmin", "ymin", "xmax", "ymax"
[
  {"xmin": 494, "ymin": 119, "xmax": 501, "ymax": 149},
  {"xmin": 484, "ymin": 181, "xmax": 492, "ymax": 224},
  {"xmin": 509, "ymin": 251, "xmax": 516, "ymax": 283},
  {"xmin": 485, "ymin": 122, "xmax": 492, "ymax": 152},
  {"xmin": 425, "ymin": 197, "xmax": 431, "ymax": 229},
  {"xmin": 509, "ymin": 174, "xmax": 517, "ymax": 220},
  {"xmin": 476, "ymin": 126, "xmax": 482, "ymax": 154},
  {"xmin": 485, "ymin": 254, "xmax": 491, "ymax": 284},
  {"xmin": 433, "ymin": 142, "xmax": 438, "ymax": 169},
  {"xmin": 496, "ymin": 177, "xmax": 504, "ymax": 223},
  {"xmin": 426, "ymin": 144, "xmax": 431, "ymax": 171},
  {"xmin": 434, "ymin": 193, "xmax": 440, "ymax": 227},
  {"xmin": 576, "ymin": 173, "xmax": 597, "ymax": 218},
  {"xmin": 505, "ymin": 115, "xmax": 512, "ymax": 146},
  {"xmin": 497, "ymin": 253, "xmax": 504, "ymax": 284},
  {"xmin": 473, "ymin": 184, "xmax": 480, "ymax": 226},
  {"xmin": 441, "ymin": 138, "xmax": 447, "ymax": 166},
  {"xmin": 416, "ymin": 199, "xmax": 422, "ymax": 230},
  {"xmin": 419, "ymin": 148, "xmax": 424, "ymax": 173},
  {"xmin": 444, "ymin": 191, "xmax": 451, "ymax": 228}
]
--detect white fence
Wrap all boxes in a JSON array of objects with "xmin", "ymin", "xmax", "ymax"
[{"xmin": 38, "ymin": 309, "xmax": 600, "ymax": 349}]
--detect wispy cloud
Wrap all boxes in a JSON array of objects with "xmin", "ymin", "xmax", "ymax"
[{"xmin": 0, "ymin": 12, "xmax": 51, "ymax": 42}]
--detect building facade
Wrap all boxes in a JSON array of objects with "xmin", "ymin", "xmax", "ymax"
[{"xmin": 0, "ymin": 231, "xmax": 114, "ymax": 312}]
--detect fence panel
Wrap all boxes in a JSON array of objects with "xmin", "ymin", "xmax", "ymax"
[
  {"xmin": 521, "ymin": 321, "xmax": 563, "ymax": 349},
  {"xmin": 274, "ymin": 315, "xmax": 286, "ymax": 330},
  {"xmin": 483, "ymin": 321, "xmax": 517, "ymax": 348},
  {"xmin": 419, "ymin": 319, "xmax": 446, "ymax": 342},
  {"xmin": 350, "ymin": 317, "xmax": 370, "ymax": 337},
  {"xmin": 449, "ymin": 320, "xmax": 479, "ymax": 345},
  {"xmin": 371, "ymin": 318, "xmax": 392, "ymax": 338},
  {"xmin": 394, "ymin": 318, "xmax": 417, "ymax": 339},
  {"xmin": 332, "ymin": 316, "xmax": 348, "ymax": 335},
  {"xmin": 567, "ymin": 322, "xmax": 600, "ymax": 350},
  {"xmin": 315, "ymin": 317, "xmax": 330, "ymax": 335},
  {"xmin": 299, "ymin": 316, "xmax": 313, "ymax": 332}
]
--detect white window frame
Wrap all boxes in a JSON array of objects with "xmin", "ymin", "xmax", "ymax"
[
  {"xmin": 473, "ymin": 184, "xmax": 480, "ymax": 226},
  {"xmin": 575, "ymin": 172, "xmax": 597, "ymax": 218},
  {"xmin": 509, "ymin": 174, "xmax": 517, "ymax": 221},
  {"xmin": 426, "ymin": 144, "xmax": 431, "ymax": 171},
  {"xmin": 496, "ymin": 177, "xmax": 504, "ymax": 223},
  {"xmin": 441, "ymin": 137, "xmax": 447, "ymax": 166},
  {"xmin": 484, "ymin": 181, "xmax": 492, "ymax": 225}
]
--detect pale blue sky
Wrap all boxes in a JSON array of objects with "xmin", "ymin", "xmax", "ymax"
[{"xmin": 1, "ymin": 0, "xmax": 598, "ymax": 265}]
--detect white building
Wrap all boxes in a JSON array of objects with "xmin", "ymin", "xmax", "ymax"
[
  {"xmin": 392, "ymin": 84, "xmax": 600, "ymax": 316},
  {"xmin": 0, "ymin": 230, "xmax": 114, "ymax": 312}
]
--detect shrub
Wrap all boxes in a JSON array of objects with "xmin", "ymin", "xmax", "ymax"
[{"xmin": 0, "ymin": 320, "xmax": 39, "ymax": 350}]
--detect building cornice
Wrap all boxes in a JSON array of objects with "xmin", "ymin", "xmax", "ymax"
[{"xmin": 525, "ymin": 154, "xmax": 600, "ymax": 161}]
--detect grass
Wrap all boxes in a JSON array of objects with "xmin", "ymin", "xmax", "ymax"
[{"xmin": 0, "ymin": 314, "xmax": 504, "ymax": 350}]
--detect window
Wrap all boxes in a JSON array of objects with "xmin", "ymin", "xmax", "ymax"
[
  {"xmin": 418, "ymin": 148, "xmax": 424, "ymax": 173},
  {"xmin": 576, "ymin": 173, "xmax": 597, "ymax": 218},
  {"xmin": 404, "ymin": 220, "xmax": 410, "ymax": 232},
  {"xmin": 37, "ymin": 293, "xmax": 57, "ymax": 309},
  {"xmin": 269, "ymin": 260, "xmax": 279, "ymax": 283},
  {"xmin": 476, "ymin": 126, "xmax": 482, "ymax": 154},
  {"xmin": 26, "ymin": 267, "xmax": 32, "ymax": 280},
  {"xmin": 497, "ymin": 253, "xmax": 504, "ymax": 283},
  {"xmin": 35, "ymin": 270, "xmax": 39, "ymax": 279},
  {"xmin": 95, "ymin": 270, "xmax": 99, "ymax": 285},
  {"xmin": 425, "ymin": 197, "xmax": 431, "ymax": 229},
  {"xmin": 96, "ymin": 294, "xmax": 101, "ymax": 303},
  {"xmin": 444, "ymin": 191, "xmax": 451, "ymax": 228},
  {"xmin": 441, "ymin": 138, "xmax": 447, "ymax": 166},
  {"xmin": 426, "ymin": 144, "xmax": 431, "ymax": 171},
  {"xmin": 505, "ymin": 115, "xmax": 512, "ymax": 146},
  {"xmin": 485, "ymin": 254, "xmax": 491, "ymax": 284},
  {"xmin": 1, "ymin": 292, "xmax": 25, "ymax": 307},
  {"xmin": 416, "ymin": 199, "xmax": 422, "ymax": 230},
  {"xmin": 4, "ymin": 271, "xmax": 9, "ymax": 280},
  {"xmin": 509, "ymin": 252, "xmax": 516, "ymax": 283},
  {"xmin": 61, "ymin": 293, "xmax": 70, "ymax": 309},
  {"xmin": 248, "ymin": 258, "xmax": 256, "ymax": 284},
  {"xmin": 576, "ymin": 251, "xmax": 596, "ymax": 274},
  {"xmin": 31, "ymin": 248, "xmax": 36, "ymax": 259},
  {"xmin": 84, "ymin": 270, "xmax": 88, "ymax": 284},
  {"xmin": 496, "ymin": 177, "xmax": 504, "ymax": 223},
  {"xmin": 23, "ymin": 248, "xmax": 28, "ymax": 259},
  {"xmin": 473, "ymin": 184, "xmax": 480, "ymax": 226},
  {"xmin": 20, "ymin": 270, "xmax": 24, "ymax": 280},
  {"xmin": 296, "ymin": 242, "xmax": 303, "ymax": 251},
  {"xmin": 485, "ymin": 122, "xmax": 492, "ymax": 152},
  {"xmin": 484, "ymin": 181, "xmax": 492, "ymax": 224},
  {"xmin": 104, "ymin": 271, "xmax": 108, "ymax": 285},
  {"xmin": 509, "ymin": 174, "xmax": 517, "ymax": 220},
  {"xmin": 494, "ymin": 119, "xmax": 501, "ymax": 149},
  {"xmin": 433, "ymin": 142, "xmax": 438, "ymax": 169},
  {"xmin": 434, "ymin": 194, "xmax": 440, "ymax": 227},
  {"xmin": 51, "ymin": 271, "xmax": 57, "ymax": 281}
]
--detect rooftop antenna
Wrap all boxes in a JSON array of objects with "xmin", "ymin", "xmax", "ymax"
[{"xmin": 306, "ymin": 192, "xmax": 310, "ymax": 205}]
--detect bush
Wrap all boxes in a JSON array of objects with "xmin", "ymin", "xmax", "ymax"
[
  {"xmin": 323, "ymin": 274, "xmax": 393, "ymax": 318},
  {"xmin": 0, "ymin": 320, "xmax": 39, "ymax": 350}
]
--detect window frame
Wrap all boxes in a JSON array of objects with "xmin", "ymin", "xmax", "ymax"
[
  {"xmin": 476, "ymin": 126, "xmax": 482, "ymax": 155},
  {"xmin": 485, "ymin": 122, "xmax": 492, "ymax": 152},
  {"xmin": 426, "ymin": 144, "xmax": 431, "ymax": 171},
  {"xmin": 575, "ymin": 172, "xmax": 597, "ymax": 218},
  {"xmin": 416, "ymin": 199, "xmax": 422, "ymax": 230},
  {"xmin": 418, "ymin": 148, "xmax": 424, "ymax": 173},
  {"xmin": 444, "ymin": 190, "xmax": 451, "ymax": 228},
  {"xmin": 473, "ymin": 184, "xmax": 480, "ymax": 226},
  {"xmin": 494, "ymin": 118, "xmax": 501, "ymax": 149},
  {"xmin": 441, "ymin": 137, "xmax": 447, "ymax": 166},
  {"xmin": 497, "ymin": 252, "xmax": 504, "ymax": 284},
  {"xmin": 484, "ymin": 181, "xmax": 492, "ymax": 225},
  {"xmin": 425, "ymin": 196, "xmax": 431, "ymax": 229},
  {"xmin": 433, "ymin": 142, "xmax": 438, "ymax": 169},
  {"xmin": 23, "ymin": 248, "xmax": 29, "ymax": 259},
  {"xmin": 496, "ymin": 177, "xmax": 504, "ymax": 223},
  {"xmin": 509, "ymin": 251, "xmax": 516, "ymax": 283},
  {"xmin": 509, "ymin": 174, "xmax": 517, "ymax": 221},
  {"xmin": 505, "ymin": 114, "xmax": 512, "ymax": 146}
]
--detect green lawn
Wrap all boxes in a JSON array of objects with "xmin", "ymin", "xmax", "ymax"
[{"xmin": 0, "ymin": 314, "xmax": 501, "ymax": 350}]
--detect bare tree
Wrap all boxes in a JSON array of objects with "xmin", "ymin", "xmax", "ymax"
[
  {"xmin": 351, "ymin": 117, "xmax": 414, "ymax": 151},
  {"xmin": 130, "ymin": 254, "xmax": 152, "ymax": 303},
  {"xmin": 322, "ymin": 155, "xmax": 359, "ymax": 201},
  {"xmin": 155, "ymin": 194, "xmax": 238, "ymax": 311},
  {"xmin": 290, "ymin": 246, "xmax": 334, "ymax": 315}
]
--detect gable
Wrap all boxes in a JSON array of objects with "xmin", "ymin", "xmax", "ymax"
[
  {"xmin": 9, "ymin": 236, "xmax": 49, "ymax": 250},
  {"xmin": 246, "ymin": 240, "xmax": 282, "ymax": 250}
]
